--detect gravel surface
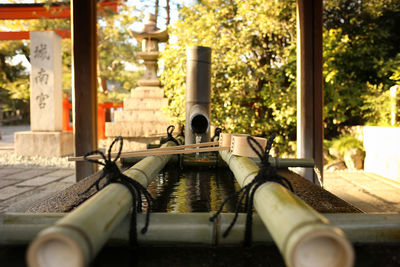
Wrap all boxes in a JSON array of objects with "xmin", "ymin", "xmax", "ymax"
[{"xmin": 0, "ymin": 150, "xmax": 74, "ymax": 168}]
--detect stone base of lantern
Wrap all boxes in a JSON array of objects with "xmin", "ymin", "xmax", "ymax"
[
  {"xmin": 105, "ymin": 85, "xmax": 171, "ymax": 152},
  {"xmin": 14, "ymin": 131, "xmax": 74, "ymax": 157},
  {"xmin": 138, "ymin": 79, "xmax": 161, "ymax": 87}
]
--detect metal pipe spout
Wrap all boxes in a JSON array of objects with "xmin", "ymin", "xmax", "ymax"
[{"xmin": 185, "ymin": 46, "xmax": 211, "ymax": 145}]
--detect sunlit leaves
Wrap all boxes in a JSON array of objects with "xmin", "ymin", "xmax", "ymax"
[{"xmin": 161, "ymin": 0, "xmax": 297, "ymax": 152}]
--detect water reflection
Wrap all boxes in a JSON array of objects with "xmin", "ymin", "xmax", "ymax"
[{"xmin": 147, "ymin": 166, "xmax": 240, "ymax": 213}]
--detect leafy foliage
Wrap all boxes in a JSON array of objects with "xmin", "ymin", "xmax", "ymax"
[
  {"xmin": 162, "ymin": 0, "xmax": 399, "ymax": 152},
  {"xmin": 323, "ymin": 0, "xmax": 400, "ymax": 134},
  {"xmin": 361, "ymin": 83, "xmax": 399, "ymax": 126},
  {"xmin": 97, "ymin": 5, "xmax": 143, "ymax": 102},
  {"xmin": 0, "ymin": 40, "xmax": 30, "ymax": 119},
  {"xmin": 328, "ymin": 134, "xmax": 365, "ymax": 161},
  {"xmin": 161, "ymin": 0, "xmax": 297, "ymax": 152}
]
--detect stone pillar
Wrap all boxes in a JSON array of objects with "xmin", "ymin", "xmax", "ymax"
[
  {"xmin": 30, "ymin": 31, "xmax": 62, "ymax": 131},
  {"xmin": 14, "ymin": 31, "xmax": 73, "ymax": 157}
]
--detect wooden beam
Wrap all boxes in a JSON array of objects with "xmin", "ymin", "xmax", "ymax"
[
  {"xmin": 0, "ymin": 30, "xmax": 70, "ymax": 40},
  {"xmin": 71, "ymin": 0, "xmax": 98, "ymax": 181},
  {"xmin": 0, "ymin": 3, "xmax": 70, "ymax": 20},
  {"xmin": 0, "ymin": 2, "xmax": 119, "ymax": 20},
  {"xmin": 296, "ymin": 0, "xmax": 323, "ymax": 185}
]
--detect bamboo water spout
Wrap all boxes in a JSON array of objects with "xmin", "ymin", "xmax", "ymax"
[
  {"xmin": 219, "ymin": 150, "xmax": 354, "ymax": 267},
  {"xmin": 185, "ymin": 46, "xmax": 211, "ymax": 144},
  {"xmin": 27, "ymin": 138, "xmax": 183, "ymax": 267}
]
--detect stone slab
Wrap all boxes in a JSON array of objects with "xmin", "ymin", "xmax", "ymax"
[
  {"xmin": 14, "ymin": 131, "xmax": 74, "ymax": 157},
  {"xmin": 45, "ymin": 169, "xmax": 74, "ymax": 177},
  {"xmin": 0, "ymin": 168, "xmax": 26, "ymax": 178},
  {"xmin": 30, "ymin": 31, "xmax": 62, "ymax": 131},
  {"xmin": 131, "ymin": 87, "xmax": 165, "ymax": 98},
  {"xmin": 0, "ymin": 179, "xmax": 18, "ymax": 188},
  {"xmin": 324, "ymin": 171, "xmax": 400, "ymax": 213},
  {"xmin": 59, "ymin": 175, "xmax": 76, "ymax": 183},
  {"xmin": 4, "ymin": 168, "xmax": 53, "ymax": 180},
  {"xmin": 105, "ymin": 121, "xmax": 170, "ymax": 137},
  {"xmin": 114, "ymin": 110, "xmax": 169, "ymax": 123},
  {"xmin": 0, "ymin": 186, "xmax": 33, "ymax": 201},
  {"xmin": 16, "ymin": 175, "xmax": 63, "ymax": 187},
  {"xmin": 123, "ymin": 97, "xmax": 168, "ymax": 111}
]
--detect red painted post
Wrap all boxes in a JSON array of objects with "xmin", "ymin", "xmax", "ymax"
[
  {"xmin": 62, "ymin": 93, "xmax": 71, "ymax": 131},
  {"xmin": 97, "ymin": 103, "xmax": 106, "ymax": 140}
]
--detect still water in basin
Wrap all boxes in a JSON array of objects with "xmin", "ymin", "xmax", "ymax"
[{"xmin": 147, "ymin": 166, "xmax": 241, "ymax": 213}]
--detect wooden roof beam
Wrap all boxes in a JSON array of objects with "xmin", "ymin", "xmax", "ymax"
[
  {"xmin": 0, "ymin": 30, "xmax": 71, "ymax": 40},
  {"xmin": 0, "ymin": 1, "xmax": 118, "ymax": 20}
]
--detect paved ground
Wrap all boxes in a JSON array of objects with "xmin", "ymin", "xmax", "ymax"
[
  {"xmin": 324, "ymin": 171, "xmax": 400, "ymax": 213},
  {"xmin": 0, "ymin": 125, "xmax": 75, "ymax": 212},
  {"xmin": 0, "ymin": 124, "xmax": 399, "ymax": 213},
  {"xmin": 0, "ymin": 167, "xmax": 75, "ymax": 212}
]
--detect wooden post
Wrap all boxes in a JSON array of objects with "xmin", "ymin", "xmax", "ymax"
[
  {"xmin": 71, "ymin": 0, "xmax": 98, "ymax": 181},
  {"xmin": 296, "ymin": 0, "xmax": 323, "ymax": 185}
]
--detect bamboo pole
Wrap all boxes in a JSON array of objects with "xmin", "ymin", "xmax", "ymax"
[
  {"xmin": 68, "ymin": 141, "xmax": 219, "ymax": 161},
  {"xmin": 219, "ymin": 150, "xmax": 354, "ymax": 267},
  {"xmin": 1, "ymin": 213, "xmax": 399, "ymax": 245},
  {"xmin": 121, "ymin": 154, "xmax": 315, "ymax": 169},
  {"xmin": 27, "ymin": 138, "xmax": 183, "ymax": 267}
]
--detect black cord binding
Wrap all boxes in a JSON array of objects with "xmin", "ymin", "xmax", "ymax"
[
  {"xmin": 80, "ymin": 136, "xmax": 153, "ymax": 246},
  {"xmin": 209, "ymin": 133, "xmax": 294, "ymax": 246}
]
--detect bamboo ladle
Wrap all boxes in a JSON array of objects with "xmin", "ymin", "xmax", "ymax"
[{"xmin": 68, "ymin": 134, "xmax": 269, "ymax": 162}]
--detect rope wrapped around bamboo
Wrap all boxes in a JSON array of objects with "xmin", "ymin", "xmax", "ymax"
[
  {"xmin": 26, "ymin": 137, "xmax": 183, "ymax": 267},
  {"xmin": 219, "ymin": 149, "xmax": 354, "ymax": 267}
]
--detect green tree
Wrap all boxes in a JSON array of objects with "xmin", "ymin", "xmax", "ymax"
[
  {"xmin": 97, "ymin": 5, "xmax": 143, "ymax": 103},
  {"xmin": 323, "ymin": 0, "xmax": 400, "ymax": 135},
  {"xmin": 161, "ymin": 0, "xmax": 297, "ymax": 152},
  {"xmin": 0, "ymin": 41, "xmax": 30, "ymax": 120}
]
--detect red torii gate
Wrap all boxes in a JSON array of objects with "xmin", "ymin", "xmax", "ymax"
[
  {"xmin": 0, "ymin": 1, "xmax": 123, "ymax": 140},
  {"xmin": 0, "ymin": 1, "xmax": 119, "ymax": 40}
]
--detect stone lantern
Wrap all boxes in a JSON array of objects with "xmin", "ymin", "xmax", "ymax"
[
  {"xmin": 105, "ymin": 14, "xmax": 170, "ymax": 151},
  {"xmin": 130, "ymin": 13, "xmax": 168, "ymax": 87}
]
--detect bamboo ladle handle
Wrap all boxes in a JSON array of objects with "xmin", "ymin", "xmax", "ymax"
[{"xmin": 68, "ymin": 141, "xmax": 220, "ymax": 161}]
